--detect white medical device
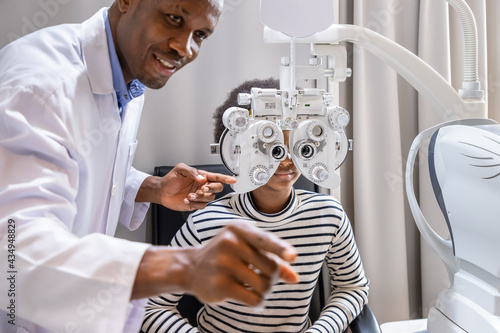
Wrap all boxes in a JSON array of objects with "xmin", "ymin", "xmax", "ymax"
[{"xmin": 406, "ymin": 118, "xmax": 500, "ymax": 332}]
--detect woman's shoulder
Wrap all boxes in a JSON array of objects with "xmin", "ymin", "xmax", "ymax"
[
  {"xmin": 294, "ymin": 189, "xmax": 343, "ymax": 207},
  {"xmin": 192, "ymin": 192, "xmax": 237, "ymax": 217}
]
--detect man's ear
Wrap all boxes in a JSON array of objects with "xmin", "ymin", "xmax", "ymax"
[{"xmin": 116, "ymin": 0, "xmax": 132, "ymax": 13}]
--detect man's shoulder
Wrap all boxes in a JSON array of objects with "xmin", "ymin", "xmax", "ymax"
[
  {"xmin": 0, "ymin": 24, "xmax": 86, "ymax": 93},
  {"xmin": 4, "ymin": 22, "xmax": 83, "ymax": 62}
]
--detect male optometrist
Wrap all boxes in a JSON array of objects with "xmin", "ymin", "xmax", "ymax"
[{"xmin": 0, "ymin": 0, "xmax": 298, "ymax": 332}]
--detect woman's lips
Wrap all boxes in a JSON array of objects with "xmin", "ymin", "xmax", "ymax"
[{"xmin": 274, "ymin": 171, "xmax": 295, "ymax": 179}]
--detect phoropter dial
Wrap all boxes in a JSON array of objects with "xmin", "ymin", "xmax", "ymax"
[
  {"xmin": 327, "ymin": 106, "xmax": 350, "ymax": 130},
  {"xmin": 222, "ymin": 107, "xmax": 250, "ymax": 133}
]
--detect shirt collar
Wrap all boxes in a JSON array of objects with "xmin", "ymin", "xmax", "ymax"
[
  {"xmin": 229, "ymin": 190, "xmax": 298, "ymax": 223},
  {"xmin": 103, "ymin": 10, "xmax": 145, "ymax": 109}
]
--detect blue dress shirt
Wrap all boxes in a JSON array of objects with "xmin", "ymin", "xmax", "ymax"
[{"xmin": 104, "ymin": 10, "xmax": 145, "ymax": 111}]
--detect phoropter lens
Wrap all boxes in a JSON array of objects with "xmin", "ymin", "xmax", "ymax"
[
  {"xmin": 301, "ymin": 144, "xmax": 315, "ymax": 159},
  {"xmin": 271, "ymin": 146, "xmax": 286, "ymax": 160}
]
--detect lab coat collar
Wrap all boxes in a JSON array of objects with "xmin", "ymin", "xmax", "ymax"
[{"xmin": 81, "ymin": 7, "xmax": 114, "ymax": 95}]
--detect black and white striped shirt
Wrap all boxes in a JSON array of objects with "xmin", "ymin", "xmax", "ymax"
[{"xmin": 143, "ymin": 190, "xmax": 369, "ymax": 333}]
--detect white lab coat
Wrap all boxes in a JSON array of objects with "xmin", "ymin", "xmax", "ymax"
[{"xmin": 0, "ymin": 8, "xmax": 152, "ymax": 333}]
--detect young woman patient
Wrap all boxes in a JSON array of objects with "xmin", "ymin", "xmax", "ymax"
[{"xmin": 142, "ymin": 78, "xmax": 369, "ymax": 333}]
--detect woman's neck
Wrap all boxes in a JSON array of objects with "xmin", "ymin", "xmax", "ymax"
[{"xmin": 249, "ymin": 187, "xmax": 293, "ymax": 214}]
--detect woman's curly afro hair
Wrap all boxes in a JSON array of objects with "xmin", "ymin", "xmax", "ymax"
[{"xmin": 212, "ymin": 78, "xmax": 280, "ymax": 143}]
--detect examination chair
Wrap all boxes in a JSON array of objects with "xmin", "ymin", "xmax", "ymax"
[{"xmin": 150, "ymin": 165, "xmax": 381, "ymax": 333}]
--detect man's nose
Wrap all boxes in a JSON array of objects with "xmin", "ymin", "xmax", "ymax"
[{"xmin": 169, "ymin": 33, "xmax": 194, "ymax": 58}]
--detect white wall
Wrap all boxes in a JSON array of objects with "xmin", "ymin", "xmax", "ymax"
[{"xmin": 0, "ymin": 0, "xmax": 113, "ymax": 47}]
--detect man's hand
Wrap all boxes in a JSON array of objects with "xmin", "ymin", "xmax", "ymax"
[
  {"xmin": 132, "ymin": 221, "xmax": 299, "ymax": 306},
  {"xmin": 181, "ymin": 221, "xmax": 299, "ymax": 305},
  {"xmin": 136, "ymin": 163, "xmax": 236, "ymax": 211}
]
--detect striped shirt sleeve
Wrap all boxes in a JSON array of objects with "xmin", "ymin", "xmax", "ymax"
[{"xmin": 306, "ymin": 211, "xmax": 369, "ymax": 333}]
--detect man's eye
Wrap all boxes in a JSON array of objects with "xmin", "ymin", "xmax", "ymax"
[
  {"xmin": 195, "ymin": 31, "xmax": 208, "ymax": 41},
  {"xmin": 167, "ymin": 14, "xmax": 182, "ymax": 25}
]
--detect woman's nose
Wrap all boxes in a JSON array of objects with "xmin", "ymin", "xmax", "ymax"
[{"xmin": 280, "ymin": 157, "xmax": 293, "ymax": 168}]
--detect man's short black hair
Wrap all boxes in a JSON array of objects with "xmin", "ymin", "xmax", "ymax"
[{"xmin": 212, "ymin": 78, "xmax": 280, "ymax": 143}]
